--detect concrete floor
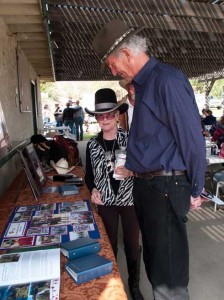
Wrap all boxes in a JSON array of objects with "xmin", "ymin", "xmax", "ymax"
[{"xmin": 78, "ymin": 140, "xmax": 224, "ymax": 300}]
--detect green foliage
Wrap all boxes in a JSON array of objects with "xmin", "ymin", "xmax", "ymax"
[
  {"xmin": 40, "ymin": 81, "xmax": 126, "ymax": 104},
  {"xmin": 190, "ymin": 79, "xmax": 224, "ymax": 98},
  {"xmin": 211, "ymin": 79, "xmax": 224, "ymax": 98}
]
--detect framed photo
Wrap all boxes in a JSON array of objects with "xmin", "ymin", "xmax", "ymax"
[
  {"xmin": 23, "ymin": 143, "xmax": 47, "ymax": 190},
  {"xmin": 17, "ymin": 144, "xmax": 48, "ymax": 201},
  {"xmin": 17, "ymin": 149, "xmax": 41, "ymax": 201}
]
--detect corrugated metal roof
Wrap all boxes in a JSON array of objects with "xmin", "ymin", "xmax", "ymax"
[{"xmin": 44, "ymin": 0, "xmax": 224, "ymax": 81}]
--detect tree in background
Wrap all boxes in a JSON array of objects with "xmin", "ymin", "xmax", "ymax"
[{"xmin": 190, "ymin": 79, "xmax": 224, "ymax": 98}]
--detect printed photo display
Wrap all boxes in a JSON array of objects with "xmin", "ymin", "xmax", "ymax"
[{"xmin": 0, "ymin": 199, "xmax": 100, "ymax": 250}]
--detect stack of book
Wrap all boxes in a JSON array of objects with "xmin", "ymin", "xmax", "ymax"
[{"xmin": 60, "ymin": 237, "xmax": 113, "ymax": 285}]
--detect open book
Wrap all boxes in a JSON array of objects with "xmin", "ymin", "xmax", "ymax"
[{"xmin": 0, "ymin": 248, "xmax": 60, "ymax": 299}]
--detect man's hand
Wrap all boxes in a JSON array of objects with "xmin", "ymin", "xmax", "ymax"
[{"xmin": 190, "ymin": 196, "xmax": 202, "ymax": 210}]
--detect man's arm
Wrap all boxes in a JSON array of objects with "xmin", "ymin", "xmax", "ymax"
[{"xmin": 164, "ymin": 77, "xmax": 207, "ymax": 197}]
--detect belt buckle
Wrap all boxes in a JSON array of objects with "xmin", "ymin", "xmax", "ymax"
[{"xmin": 147, "ymin": 173, "xmax": 154, "ymax": 180}]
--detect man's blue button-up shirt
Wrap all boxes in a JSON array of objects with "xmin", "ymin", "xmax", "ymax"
[{"xmin": 126, "ymin": 57, "xmax": 206, "ymax": 197}]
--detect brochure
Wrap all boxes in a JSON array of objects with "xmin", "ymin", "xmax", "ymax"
[{"xmin": 0, "ymin": 248, "xmax": 60, "ymax": 299}]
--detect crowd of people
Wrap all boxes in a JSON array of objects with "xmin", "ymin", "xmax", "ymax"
[
  {"xmin": 201, "ymin": 108, "xmax": 224, "ymax": 149},
  {"xmin": 42, "ymin": 100, "xmax": 85, "ymax": 141}
]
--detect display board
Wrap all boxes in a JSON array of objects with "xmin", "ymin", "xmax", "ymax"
[{"xmin": 0, "ymin": 199, "xmax": 100, "ymax": 250}]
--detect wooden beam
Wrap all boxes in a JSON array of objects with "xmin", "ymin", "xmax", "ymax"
[
  {"xmin": 2, "ymin": 15, "xmax": 42, "ymax": 24},
  {"xmin": 18, "ymin": 40, "xmax": 48, "ymax": 48},
  {"xmin": 0, "ymin": 1, "xmax": 38, "ymax": 3},
  {"xmin": 23, "ymin": 48, "xmax": 49, "ymax": 55},
  {"xmin": 25, "ymin": 52, "xmax": 50, "ymax": 58},
  {"xmin": 32, "ymin": 64, "xmax": 52, "ymax": 68},
  {"xmin": 0, "ymin": 4, "xmax": 40, "ymax": 16},
  {"xmin": 8, "ymin": 23, "xmax": 44, "ymax": 33},
  {"xmin": 29, "ymin": 57, "xmax": 50, "ymax": 63},
  {"xmin": 15, "ymin": 32, "xmax": 46, "ymax": 41},
  {"xmin": 33, "ymin": 70, "xmax": 53, "ymax": 74}
]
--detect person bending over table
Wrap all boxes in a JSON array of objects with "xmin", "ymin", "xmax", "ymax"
[
  {"xmin": 92, "ymin": 19, "xmax": 206, "ymax": 300},
  {"xmin": 84, "ymin": 88, "xmax": 144, "ymax": 300}
]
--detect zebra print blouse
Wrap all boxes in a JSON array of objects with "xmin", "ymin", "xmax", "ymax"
[{"xmin": 85, "ymin": 128, "xmax": 134, "ymax": 206}]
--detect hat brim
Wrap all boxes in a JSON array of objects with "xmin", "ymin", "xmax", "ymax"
[
  {"xmin": 100, "ymin": 26, "xmax": 144, "ymax": 74},
  {"xmin": 85, "ymin": 102, "xmax": 128, "ymax": 116},
  {"xmin": 50, "ymin": 160, "xmax": 75, "ymax": 174}
]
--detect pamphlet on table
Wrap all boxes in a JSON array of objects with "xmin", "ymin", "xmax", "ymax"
[{"xmin": 0, "ymin": 248, "xmax": 60, "ymax": 299}]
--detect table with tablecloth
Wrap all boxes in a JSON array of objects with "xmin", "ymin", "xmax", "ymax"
[{"xmin": 0, "ymin": 167, "xmax": 128, "ymax": 300}]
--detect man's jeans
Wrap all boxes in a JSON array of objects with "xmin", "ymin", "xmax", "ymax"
[
  {"xmin": 133, "ymin": 174, "xmax": 191, "ymax": 300},
  {"xmin": 64, "ymin": 120, "xmax": 75, "ymax": 135},
  {"xmin": 74, "ymin": 117, "xmax": 84, "ymax": 140}
]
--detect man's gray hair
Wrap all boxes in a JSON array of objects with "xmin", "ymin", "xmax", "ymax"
[{"xmin": 113, "ymin": 35, "xmax": 148, "ymax": 57}]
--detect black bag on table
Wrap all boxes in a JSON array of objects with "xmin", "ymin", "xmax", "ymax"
[{"xmin": 30, "ymin": 134, "xmax": 52, "ymax": 167}]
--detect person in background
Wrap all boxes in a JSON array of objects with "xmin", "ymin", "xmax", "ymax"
[
  {"xmin": 118, "ymin": 80, "xmax": 135, "ymax": 131},
  {"xmin": 54, "ymin": 103, "xmax": 63, "ymax": 129},
  {"xmin": 74, "ymin": 100, "xmax": 85, "ymax": 141},
  {"xmin": 202, "ymin": 109, "xmax": 216, "ymax": 126},
  {"xmin": 85, "ymin": 88, "xmax": 144, "ymax": 300},
  {"xmin": 62, "ymin": 102, "xmax": 81, "ymax": 135},
  {"xmin": 42, "ymin": 104, "xmax": 50, "ymax": 124},
  {"xmin": 92, "ymin": 19, "xmax": 206, "ymax": 300},
  {"xmin": 211, "ymin": 115, "xmax": 224, "ymax": 148}
]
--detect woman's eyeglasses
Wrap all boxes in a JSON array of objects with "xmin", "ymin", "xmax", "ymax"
[{"xmin": 95, "ymin": 112, "xmax": 116, "ymax": 121}]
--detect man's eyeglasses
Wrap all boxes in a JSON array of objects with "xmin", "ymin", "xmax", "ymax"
[{"xmin": 95, "ymin": 112, "xmax": 116, "ymax": 121}]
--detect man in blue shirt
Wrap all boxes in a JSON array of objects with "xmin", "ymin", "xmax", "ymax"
[{"xmin": 92, "ymin": 19, "xmax": 206, "ymax": 300}]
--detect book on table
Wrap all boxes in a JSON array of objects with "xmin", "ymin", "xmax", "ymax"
[
  {"xmin": 61, "ymin": 237, "xmax": 101, "ymax": 260},
  {"xmin": 0, "ymin": 248, "xmax": 60, "ymax": 300},
  {"xmin": 65, "ymin": 253, "xmax": 113, "ymax": 285}
]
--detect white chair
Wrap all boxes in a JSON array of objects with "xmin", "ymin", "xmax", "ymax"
[
  {"xmin": 214, "ymin": 181, "xmax": 224, "ymax": 212},
  {"xmin": 213, "ymin": 171, "xmax": 224, "ymax": 212}
]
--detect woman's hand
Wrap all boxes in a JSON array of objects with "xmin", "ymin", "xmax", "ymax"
[
  {"xmin": 114, "ymin": 166, "xmax": 133, "ymax": 179},
  {"xmin": 91, "ymin": 188, "xmax": 103, "ymax": 205}
]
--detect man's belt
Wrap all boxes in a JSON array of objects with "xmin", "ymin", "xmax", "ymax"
[{"xmin": 133, "ymin": 170, "xmax": 186, "ymax": 179}]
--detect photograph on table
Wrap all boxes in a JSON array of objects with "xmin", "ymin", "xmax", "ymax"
[{"xmin": 0, "ymin": 200, "xmax": 100, "ymax": 250}]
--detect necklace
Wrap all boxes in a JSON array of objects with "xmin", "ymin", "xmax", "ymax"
[{"xmin": 103, "ymin": 138, "xmax": 116, "ymax": 171}]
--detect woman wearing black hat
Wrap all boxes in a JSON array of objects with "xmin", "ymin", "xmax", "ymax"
[{"xmin": 85, "ymin": 88, "xmax": 144, "ymax": 300}]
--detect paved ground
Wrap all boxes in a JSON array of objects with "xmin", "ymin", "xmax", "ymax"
[{"xmin": 78, "ymin": 140, "xmax": 224, "ymax": 300}]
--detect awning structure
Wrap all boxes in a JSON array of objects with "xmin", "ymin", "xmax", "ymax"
[
  {"xmin": 0, "ymin": 0, "xmax": 54, "ymax": 81},
  {"xmin": 0, "ymin": 1, "xmax": 224, "ymax": 82}
]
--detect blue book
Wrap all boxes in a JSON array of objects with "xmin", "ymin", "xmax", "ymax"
[
  {"xmin": 65, "ymin": 253, "xmax": 113, "ymax": 285},
  {"xmin": 61, "ymin": 237, "xmax": 100, "ymax": 260},
  {"xmin": 58, "ymin": 184, "xmax": 80, "ymax": 196}
]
